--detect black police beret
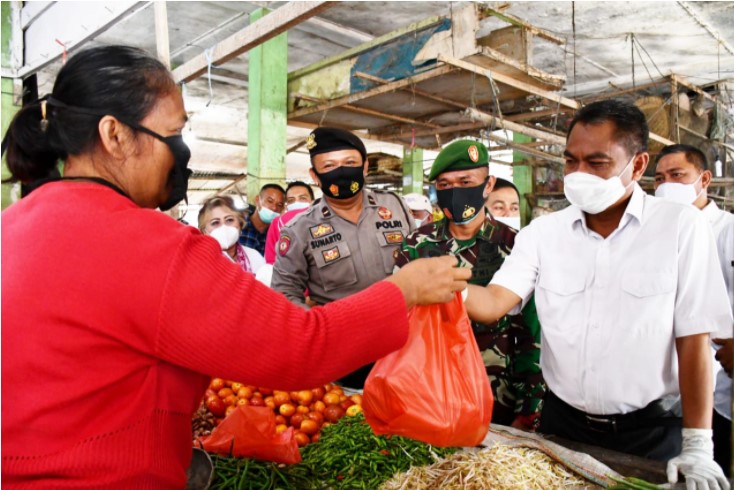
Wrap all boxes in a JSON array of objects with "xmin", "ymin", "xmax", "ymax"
[{"xmin": 306, "ymin": 127, "xmax": 367, "ymax": 162}]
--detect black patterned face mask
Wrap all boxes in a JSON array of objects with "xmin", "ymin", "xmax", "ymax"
[
  {"xmin": 436, "ymin": 178, "xmax": 488, "ymax": 225},
  {"xmin": 313, "ymin": 165, "xmax": 365, "ymax": 199}
]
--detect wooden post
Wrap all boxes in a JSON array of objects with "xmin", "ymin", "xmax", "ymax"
[
  {"xmin": 154, "ymin": 1, "xmax": 171, "ymax": 69},
  {"xmin": 247, "ymin": 8, "xmax": 288, "ymax": 204},
  {"xmin": 513, "ymin": 133, "xmax": 534, "ymax": 226},
  {"xmin": 402, "ymin": 147, "xmax": 424, "ymax": 195}
]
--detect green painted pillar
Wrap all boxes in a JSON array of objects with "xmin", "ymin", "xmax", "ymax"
[
  {"xmin": 402, "ymin": 147, "xmax": 424, "ymax": 194},
  {"xmin": 1, "ymin": 1, "xmax": 21, "ymax": 210},
  {"xmin": 513, "ymin": 133, "xmax": 533, "ymax": 226},
  {"xmin": 246, "ymin": 7, "xmax": 287, "ymax": 204}
]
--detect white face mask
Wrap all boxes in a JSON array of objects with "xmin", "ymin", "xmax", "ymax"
[
  {"xmin": 563, "ymin": 157, "xmax": 634, "ymax": 214},
  {"xmin": 654, "ymin": 173, "xmax": 703, "ymax": 205},
  {"xmin": 287, "ymin": 201, "xmax": 310, "ymax": 212},
  {"xmin": 209, "ymin": 225, "xmax": 240, "ymax": 250},
  {"xmin": 494, "ymin": 216, "xmax": 521, "ymax": 230}
]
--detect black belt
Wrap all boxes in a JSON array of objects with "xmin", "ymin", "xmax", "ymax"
[{"xmin": 547, "ymin": 391, "xmax": 677, "ymax": 434}]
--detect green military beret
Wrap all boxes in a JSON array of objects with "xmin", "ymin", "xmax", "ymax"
[{"xmin": 429, "ymin": 140, "xmax": 489, "ymax": 181}]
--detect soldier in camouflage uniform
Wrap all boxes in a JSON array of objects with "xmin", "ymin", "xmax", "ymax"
[{"xmin": 394, "ymin": 140, "xmax": 546, "ymax": 430}]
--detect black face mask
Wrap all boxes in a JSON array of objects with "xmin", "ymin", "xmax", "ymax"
[
  {"xmin": 124, "ymin": 121, "xmax": 192, "ymax": 211},
  {"xmin": 436, "ymin": 178, "xmax": 488, "ymax": 225},
  {"xmin": 313, "ymin": 165, "xmax": 365, "ymax": 200}
]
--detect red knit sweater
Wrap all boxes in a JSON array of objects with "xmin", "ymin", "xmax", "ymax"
[{"xmin": 1, "ymin": 181, "xmax": 409, "ymax": 489}]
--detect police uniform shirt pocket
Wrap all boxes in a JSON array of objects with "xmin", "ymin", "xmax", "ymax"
[
  {"xmin": 621, "ymin": 271, "xmax": 675, "ymax": 298},
  {"xmin": 312, "ymin": 241, "xmax": 358, "ymax": 291},
  {"xmin": 375, "ymin": 229, "xmax": 405, "ymax": 274}
]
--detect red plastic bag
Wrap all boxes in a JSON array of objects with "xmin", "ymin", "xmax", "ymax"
[
  {"xmin": 199, "ymin": 405, "xmax": 301, "ymax": 464},
  {"xmin": 363, "ymin": 293, "xmax": 493, "ymax": 447}
]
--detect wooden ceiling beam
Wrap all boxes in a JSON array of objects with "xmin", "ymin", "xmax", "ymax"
[
  {"xmin": 288, "ymin": 64, "xmax": 456, "ymax": 119},
  {"xmin": 173, "ymin": 1, "xmax": 334, "ymax": 84}
]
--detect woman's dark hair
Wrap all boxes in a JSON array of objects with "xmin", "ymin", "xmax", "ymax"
[
  {"xmin": 567, "ymin": 99, "xmax": 649, "ymax": 157},
  {"xmin": 4, "ymin": 45, "xmax": 175, "ymax": 182}
]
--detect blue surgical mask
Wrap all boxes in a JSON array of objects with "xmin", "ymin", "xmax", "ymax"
[
  {"xmin": 258, "ymin": 206, "xmax": 279, "ymax": 224},
  {"xmin": 414, "ymin": 218, "xmax": 424, "ymax": 228}
]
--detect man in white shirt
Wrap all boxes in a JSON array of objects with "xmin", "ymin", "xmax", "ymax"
[
  {"xmin": 654, "ymin": 144, "xmax": 734, "ymax": 476},
  {"xmin": 464, "ymin": 99, "xmax": 731, "ymax": 490}
]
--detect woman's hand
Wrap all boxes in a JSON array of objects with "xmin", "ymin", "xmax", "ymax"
[{"xmin": 387, "ymin": 256, "xmax": 471, "ymax": 308}]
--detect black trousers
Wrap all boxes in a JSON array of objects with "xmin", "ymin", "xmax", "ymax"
[
  {"xmin": 713, "ymin": 409, "xmax": 732, "ymax": 477},
  {"xmin": 539, "ymin": 391, "xmax": 682, "ymax": 461}
]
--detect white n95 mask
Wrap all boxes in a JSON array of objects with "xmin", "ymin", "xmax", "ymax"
[
  {"xmin": 209, "ymin": 225, "xmax": 240, "ymax": 250},
  {"xmin": 563, "ymin": 158, "xmax": 634, "ymax": 214},
  {"xmin": 494, "ymin": 216, "xmax": 521, "ymax": 230},
  {"xmin": 287, "ymin": 201, "xmax": 310, "ymax": 212},
  {"xmin": 655, "ymin": 173, "xmax": 703, "ymax": 205}
]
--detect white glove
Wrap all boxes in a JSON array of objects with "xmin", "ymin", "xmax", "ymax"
[{"xmin": 667, "ymin": 428, "xmax": 729, "ymax": 490}]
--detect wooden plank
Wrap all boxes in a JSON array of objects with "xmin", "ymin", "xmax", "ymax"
[
  {"xmin": 477, "ymin": 5, "xmax": 565, "ymax": 45},
  {"xmin": 670, "ymin": 74, "xmax": 717, "ymax": 103},
  {"xmin": 354, "ymin": 71, "xmax": 468, "ymax": 110},
  {"xmin": 154, "ymin": 1, "xmax": 170, "ymax": 69},
  {"xmin": 378, "ymin": 121, "xmax": 486, "ymax": 142},
  {"xmin": 477, "ymin": 46, "xmax": 564, "ymax": 87},
  {"xmin": 173, "ymin": 1, "xmax": 334, "ymax": 84},
  {"xmin": 288, "ymin": 64, "xmax": 456, "ymax": 119},
  {"xmin": 464, "ymin": 107, "xmax": 567, "ymax": 145},
  {"xmin": 649, "ymin": 131, "xmax": 676, "ymax": 146},
  {"xmin": 289, "ymin": 15, "xmax": 445, "ymax": 81},
  {"xmin": 342, "ymin": 104, "xmax": 440, "ymax": 128},
  {"xmin": 485, "ymin": 132, "xmax": 564, "ymax": 164},
  {"xmin": 438, "ymin": 55, "xmax": 580, "ymax": 109},
  {"xmin": 507, "ymin": 107, "xmax": 573, "ymax": 122}
]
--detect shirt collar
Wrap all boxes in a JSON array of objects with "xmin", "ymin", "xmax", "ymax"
[
  {"xmin": 701, "ymin": 199, "xmax": 720, "ymax": 224},
  {"xmin": 433, "ymin": 210, "xmax": 495, "ymax": 242},
  {"xmin": 318, "ymin": 189, "xmax": 372, "ymax": 220}
]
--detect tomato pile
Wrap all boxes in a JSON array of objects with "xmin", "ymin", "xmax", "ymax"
[{"xmin": 198, "ymin": 378, "xmax": 363, "ymax": 447}]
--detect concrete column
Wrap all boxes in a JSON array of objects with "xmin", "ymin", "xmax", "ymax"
[
  {"xmin": 1, "ymin": 1, "xmax": 22, "ymax": 210},
  {"xmin": 246, "ymin": 7, "xmax": 287, "ymax": 204},
  {"xmin": 513, "ymin": 133, "xmax": 533, "ymax": 226},
  {"xmin": 402, "ymin": 147, "xmax": 424, "ymax": 194}
]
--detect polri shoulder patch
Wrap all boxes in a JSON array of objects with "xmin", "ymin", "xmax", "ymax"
[{"xmin": 278, "ymin": 236, "xmax": 291, "ymax": 256}]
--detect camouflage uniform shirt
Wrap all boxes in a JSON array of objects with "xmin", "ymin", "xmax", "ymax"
[{"xmin": 394, "ymin": 212, "xmax": 546, "ymax": 426}]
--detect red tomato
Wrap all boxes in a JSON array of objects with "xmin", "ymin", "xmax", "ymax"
[
  {"xmin": 300, "ymin": 419, "xmax": 319, "ymax": 436},
  {"xmin": 296, "ymin": 390, "xmax": 313, "ymax": 406},
  {"xmin": 290, "ymin": 413, "xmax": 304, "ymax": 429},
  {"xmin": 294, "ymin": 431, "xmax": 310, "ymax": 447},
  {"xmin": 279, "ymin": 403, "xmax": 296, "ymax": 417},
  {"xmin": 206, "ymin": 396, "xmax": 226, "ymax": 417},
  {"xmin": 209, "ymin": 378, "xmax": 225, "ymax": 392}
]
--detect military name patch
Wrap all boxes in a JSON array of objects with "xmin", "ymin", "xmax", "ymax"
[
  {"xmin": 309, "ymin": 223, "xmax": 334, "ymax": 239},
  {"xmin": 322, "ymin": 246, "xmax": 341, "ymax": 263},
  {"xmin": 468, "ymin": 144, "xmax": 479, "ymax": 163},
  {"xmin": 311, "ymin": 233, "xmax": 342, "ymax": 250},
  {"xmin": 278, "ymin": 236, "xmax": 291, "ymax": 256},
  {"xmin": 377, "ymin": 207, "xmax": 392, "ymax": 220},
  {"xmin": 383, "ymin": 231, "xmax": 404, "ymax": 244}
]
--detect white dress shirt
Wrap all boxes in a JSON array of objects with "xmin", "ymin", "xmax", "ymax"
[
  {"xmin": 491, "ymin": 184, "xmax": 732, "ymax": 415},
  {"xmin": 703, "ymin": 201, "xmax": 734, "ymax": 420}
]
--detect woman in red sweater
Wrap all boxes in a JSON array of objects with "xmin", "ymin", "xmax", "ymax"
[{"xmin": 1, "ymin": 46, "xmax": 470, "ymax": 489}]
